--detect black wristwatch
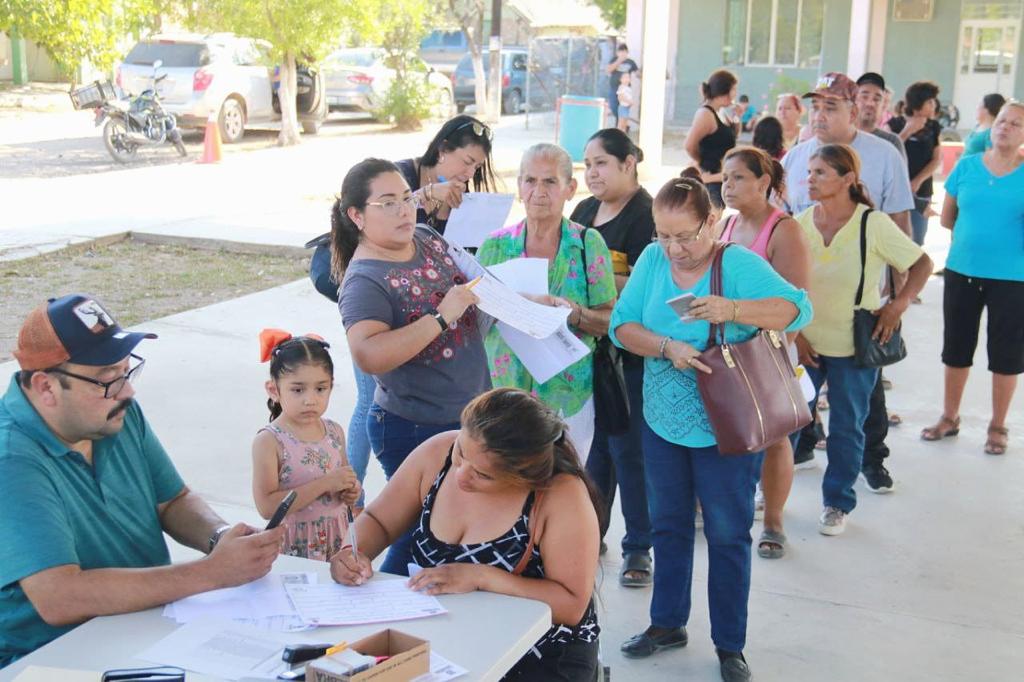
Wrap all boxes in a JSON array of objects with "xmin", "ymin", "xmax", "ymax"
[
  {"xmin": 208, "ymin": 524, "xmax": 231, "ymax": 553},
  {"xmin": 431, "ymin": 310, "xmax": 449, "ymax": 332}
]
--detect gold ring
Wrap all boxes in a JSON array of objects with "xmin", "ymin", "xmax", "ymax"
[{"xmin": 686, "ymin": 357, "xmax": 694, "ymax": 365}]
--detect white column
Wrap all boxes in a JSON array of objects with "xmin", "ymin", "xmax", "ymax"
[
  {"xmin": 867, "ymin": 0, "xmax": 889, "ymax": 73},
  {"xmin": 626, "ymin": 0, "xmax": 644, "ymax": 58},
  {"xmin": 639, "ymin": 0, "xmax": 670, "ymax": 173},
  {"xmin": 846, "ymin": 0, "xmax": 873, "ymax": 77}
]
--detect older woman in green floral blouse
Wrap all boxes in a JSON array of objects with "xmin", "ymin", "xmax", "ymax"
[{"xmin": 477, "ymin": 143, "xmax": 617, "ymax": 459}]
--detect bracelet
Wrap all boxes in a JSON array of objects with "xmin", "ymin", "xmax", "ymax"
[
  {"xmin": 732, "ymin": 299, "xmax": 740, "ymax": 321},
  {"xmin": 426, "ymin": 183, "xmax": 434, "ymax": 202},
  {"xmin": 659, "ymin": 336, "xmax": 671, "ymax": 359},
  {"xmin": 574, "ymin": 305, "xmax": 585, "ymax": 327}
]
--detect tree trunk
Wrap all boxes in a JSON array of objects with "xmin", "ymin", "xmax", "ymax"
[
  {"xmin": 277, "ymin": 52, "xmax": 301, "ymax": 146},
  {"xmin": 471, "ymin": 50, "xmax": 489, "ymax": 119}
]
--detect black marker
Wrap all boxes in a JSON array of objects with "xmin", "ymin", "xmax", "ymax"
[{"xmin": 266, "ymin": 490, "xmax": 298, "ymax": 530}]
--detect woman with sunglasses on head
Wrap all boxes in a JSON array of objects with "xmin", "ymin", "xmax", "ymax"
[
  {"xmin": 396, "ymin": 114, "xmax": 498, "ymax": 234},
  {"xmin": 332, "ymin": 158, "xmax": 490, "ymax": 576},
  {"xmin": 717, "ymin": 146, "xmax": 810, "ymax": 561},
  {"xmin": 611, "ymin": 173, "xmax": 811, "ymax": 682},
  {"xmin": 571, "ymin": 129, "xmax": 654, "ymax": 588}
]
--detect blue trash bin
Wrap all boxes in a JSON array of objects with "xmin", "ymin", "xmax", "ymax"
[{"xmin": 557, "ymin": 96, "xmax": 606, "ymax": 162}]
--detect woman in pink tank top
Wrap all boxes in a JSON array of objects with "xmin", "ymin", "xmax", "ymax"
[{"xmin": 717, "ymin": 146, "xmax": 811, "ymax": 561}]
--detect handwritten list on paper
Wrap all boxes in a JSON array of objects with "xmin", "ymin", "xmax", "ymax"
[{"xmin": 284, "ymin": 579, "xmax": 447, "ymax": 626}]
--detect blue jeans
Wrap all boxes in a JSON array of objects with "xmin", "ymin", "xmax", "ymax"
[
  {"xmin": 607, "ymin": 86, "xmax": 619, "ymax": 122},
  {"xmin": 805, "ymin": 356, "xmax": 879, "ymax": 513},
  {"xmin": 367, "ymin": 403, "xmax": 460, "ymax": 576},
  {"xmin": 586, "ymin": 362, "xmax": 651, "ymax": 557},
  {"xmin": 910, "ymin": 206, "xmax": 928, "ymax": 245},
  {"xmin": 347, "ymin": 359, "xmax": 376, "ymax": 506},
  {"xmin": 643, "ymin": 424, "xmax": 761, "ymax": 653}
]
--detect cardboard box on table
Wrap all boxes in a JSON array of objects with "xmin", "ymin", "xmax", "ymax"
[{"xmin": 307, "ymin": 629, "xmax": 429, "ymax": 682}]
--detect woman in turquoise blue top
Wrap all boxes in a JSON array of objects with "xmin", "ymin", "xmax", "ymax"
[
  {"xmin": 962, "ymin": 93, "xmax": 1006, "ymax": 156},
  {"xmin": 925, "ymin": 101, "xmax": 1024, "ymax": 456},
  {"xmin": 478, "ymin": 143, "xmax": 617, "ymax": 458},
  {"xmin": 610, "ymin": 175, "xmax": 811, "ymax": 682}
]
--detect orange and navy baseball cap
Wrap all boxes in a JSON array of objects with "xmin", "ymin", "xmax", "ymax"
[
  {"xmin": 803, "ymin": 72, "xmax": 858, "ymax": 103},
  {"xmin": 13, "ymin": 294, "xmax": 157, "ymax": 371}
]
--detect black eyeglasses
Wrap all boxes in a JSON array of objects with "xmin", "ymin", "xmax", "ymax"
[
  {"xmin": 49, "ymin": 353, "xmax": 145, "ymax": 399},
  {"xmin": 450, "ymin": 119, "xmax": 493, "ymax": 141}
]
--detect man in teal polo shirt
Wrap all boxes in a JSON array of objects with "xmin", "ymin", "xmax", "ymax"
[{"xmin": 0, "ymin": 294, "xmax": 286, "ymax": 667}]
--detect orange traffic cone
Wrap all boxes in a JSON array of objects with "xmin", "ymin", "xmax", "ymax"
[{"xmin": 199, "ymin": 110, "xmax": 222, "ymax": 164}]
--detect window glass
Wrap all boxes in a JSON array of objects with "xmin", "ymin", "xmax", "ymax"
[
  {"xmin": 747, "ymin": 0, "xmax": 773, "ymax": 64},
  {"xmin": 723, "ymin": 0, "xmax": 748, "ymax": 65},
  {"xmin": 774, "ymin": 0, "xmax": 799, "ymax": 65},
  {"xmin": 797, "ymin": 0, "xmax": 824, "ymax": 68}
]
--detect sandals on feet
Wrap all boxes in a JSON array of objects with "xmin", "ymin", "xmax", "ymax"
[
  {"xmin": 757, "ymin": 529, "xmax": 787, "ymax": 559},
  {"xmin": 888, "ymin": 412, "xmax": 903, "ymax": 427},
  {"xmin": 619, "ymin": 553, "xmax": 653, "ymax": 587},
  {"xmin": 985, "ymin": 425, "xmax": 1009, "ymax": 455},
  {"xmin": 921, "ymin": 415, "xmax": 960, "ymax": 441}
]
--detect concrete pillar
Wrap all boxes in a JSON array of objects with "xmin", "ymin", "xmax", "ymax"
[
  {"xmin": 867, "ymin": 0, "xmax": 888, "ymax": 73},
  {"xmin": 10, "ymin": 27, "xmax": 29, "ymax": 85},
  {"xmin": 638, "ymin": 0, "xmax": 670, "ymax": 172},
  {"xmin": 846, "ymin": 0, "xmax": 872, "ymax": 77}
]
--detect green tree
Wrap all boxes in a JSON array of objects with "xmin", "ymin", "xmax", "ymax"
[
  {"xmin": 190, "ymin": 0, "xmax": 357, "ymax": 145},
  {"xmin": 589, "ymin": 0, "xmax": 625, "ymax": 31},
  {"xmin": 0, "ymin": 0, "xmax": 166, "ymax": 81}
]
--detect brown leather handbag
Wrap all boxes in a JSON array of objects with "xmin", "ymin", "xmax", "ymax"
[{"xmin": 696, "ymin": 244, "xmax": 812, "ymax": 455}]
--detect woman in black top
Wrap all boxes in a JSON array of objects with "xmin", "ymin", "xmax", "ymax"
[
  {"xmin": 571, "ymin": 129, "xmax": 654, "ymax": 588},
  {"xmin": 683, "ymin": 69, "xmax": 738, "ymax": 208},
  {"xmin": 331, "ymin": 388, "xmax": 602, "ymax": 681},
  {"xmin": 395, "ymin": 114, "xmax": 499, "ymax": 234},
  {"xmin": 886, "ymin": 81, "xmax": 943, "ymax": 245}
]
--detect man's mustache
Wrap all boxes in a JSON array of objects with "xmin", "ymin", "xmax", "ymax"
[{"xmin": 107, "ymin": 399, "xmax": 132, "ymax": 420}]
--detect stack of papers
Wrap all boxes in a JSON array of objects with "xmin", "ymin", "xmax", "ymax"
[
  {"xmin": 163, "ymin": 572, "xmax": 315, "ymax": 632},
  {"xmin": 284, "ymin": 579, "xmax": 447, "ymax": 626},
  {"xmin": 442, "ymin": 193, "xmax": 515, "ymax": 248}
]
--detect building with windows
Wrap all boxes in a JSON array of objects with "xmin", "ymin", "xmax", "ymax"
[{"xmin": 626, "ymin": 0, "xmax": 1022, "ymax": 163}]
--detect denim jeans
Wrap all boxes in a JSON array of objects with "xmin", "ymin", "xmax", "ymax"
[
  {"xmin": 586, "ymin": 362, "xmax": 651, "ymax": 557},
  {"xmin": 910, "ymin": 206, "xmax": 928, "ymax": 246},
  {"xmin": 643, "ymin": 424, "xmax": 761, "ymax": 653},
  {"xmin": 862, "ymin": 373, "xmax": 890, "ymax": 469},
  {"xmin": 805, "ymin": 356, "xmax": 879, "ymax": 513},
  {"xmin": 367, "ymin": 403, "xmax": 460, "ymax": 576},
  {"xmin": 347, "ymin": 359, "xmax": 376, "ymax": 506},
  {"xmin": 607, "ymin": 86, "xmax": 619, "ymax": 123}
]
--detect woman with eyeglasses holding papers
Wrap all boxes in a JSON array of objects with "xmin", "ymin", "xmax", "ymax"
[
  {"xmin": 395, "ymin": 114, "xmax": 499, "ymax": 234},
  {"xmin": 332, "ymin": 158, "xmax": 490, "ymax": 576},
  {"xmin": 610, "ymin": 174, "xmax": 811, "ymax": 682}
]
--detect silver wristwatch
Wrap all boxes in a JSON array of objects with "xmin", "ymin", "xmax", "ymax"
[{"xmin": 208, "ymin": 524, "xmax": 231, "ymax": 553}]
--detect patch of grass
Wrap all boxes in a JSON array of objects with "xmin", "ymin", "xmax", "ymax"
[{"xmin": 1, "ymin": 237, "xmax": 309, "ymax": 362}]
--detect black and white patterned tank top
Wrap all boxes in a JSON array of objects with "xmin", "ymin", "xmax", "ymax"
[{"xmin": 410, "ymin": 451, "xmax": 600, "ymax": 661}]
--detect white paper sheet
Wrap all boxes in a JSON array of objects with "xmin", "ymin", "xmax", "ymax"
[
  {"xmin": 471, "ymin": 275, "xmax": 570, "ymax": 339},
  {"xmin": 284, "ymin": 579, "xmax": 447, "ymax": 626},
  {"xmin": 487, "ymin": 258, "xmax": 549, "ymax": 296},
  {"xmin": 136, "ymin": 621, "xmax": 295, "ymax": 680},
  {"xmin": 163, "ymin": 572, "xmax": 315, "ymax": 628},
  {"xmin": 413, "ymin": 652, "xmax": 470, "ymax": 681},
  {"xmin": 498, "ymin": 321, "xmax": 591, "ymax": 384},
  {"xmin": 442, "ymin": 193, "xmax": 515, "ymax": 248}
]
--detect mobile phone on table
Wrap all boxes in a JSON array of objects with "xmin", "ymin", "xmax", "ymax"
[
  {"xmin": 266, "ymin": 490, "xmax": 298, "ymax": 530},
  {"xmin": 666, "ymin": 293, "xmax": 697, "ymax": 321}
]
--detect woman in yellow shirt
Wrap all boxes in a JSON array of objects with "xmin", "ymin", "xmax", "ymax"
[{"xmin": 794, "ymin": 144, "xmax": 932, "ymax": 537}]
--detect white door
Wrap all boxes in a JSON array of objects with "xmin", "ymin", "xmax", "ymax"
[{"xmin": 953, "ymin": 19, "xmax": 1020, "ymax": 122}]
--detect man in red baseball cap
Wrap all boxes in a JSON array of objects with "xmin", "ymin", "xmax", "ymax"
[{"xmin": 0, "ymin": 294, "xmax": 286, "ymax": 666}]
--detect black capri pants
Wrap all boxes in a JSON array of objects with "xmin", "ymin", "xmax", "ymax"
[{"xmin": 942, "ymin": 269, "xmax": 1024, "ymax": 375}]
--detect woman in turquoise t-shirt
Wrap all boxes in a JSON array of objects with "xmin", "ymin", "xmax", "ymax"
[
  {"xmin": 610, "ymin": 175, "xmax": 811, "ymax": 682},
  {"xmin": 478, "ymin": 143, "xmax": 617, "ymax": 459},
  {"xmin": 926, "ymin": 101, "xmax": 1024, "ymax": 455},
  {"xmin": 962, "ymin": 93, "xmax": 1006, "ymax": 156}
]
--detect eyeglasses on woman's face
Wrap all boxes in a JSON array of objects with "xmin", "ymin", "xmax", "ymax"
[
  {"xmin": 365, "ymin": 195, "xmax": 418, "ymax": 216},
  {"xmin": 653, "ymin": 220, "xmax": 707, "ymax": 248}
]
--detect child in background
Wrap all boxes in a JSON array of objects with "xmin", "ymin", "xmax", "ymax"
[
  {"xmin": 738, "ymin": 94, "xmax": 759, "ymax": 132},
  {"xmin": 616, "ymin": 71, "xmax": 635, "ymax": 132},
  {"xmin": 252, "ymin": 329, "xmax": 360, "ymax": 561}
]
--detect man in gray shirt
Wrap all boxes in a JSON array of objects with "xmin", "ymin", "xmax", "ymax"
[
  {"xmin": 855, "ymin": 72, "xmax": 907, "ymax": 160},
  {"xmin": 782, "ymin": 72, "xmax": 914, "ymax": 496}
]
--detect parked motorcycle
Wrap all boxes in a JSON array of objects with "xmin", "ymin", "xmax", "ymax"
[{"xmin": 71, "ymin": 60, "xmax": 186, "ymax": 163}]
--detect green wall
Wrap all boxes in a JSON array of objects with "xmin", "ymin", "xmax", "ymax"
[
  {"xmin": 672, "ymin": 0, "xmax": 851, "ymax": 123},
  {"xmin": 880, "ymin": 0, "xmax": 961, "ymax": 104}
]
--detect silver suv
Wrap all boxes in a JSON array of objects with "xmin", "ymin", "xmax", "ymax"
[{"xmin": 117, "ymin": 33, "xmax": 327, "ymax": 143}]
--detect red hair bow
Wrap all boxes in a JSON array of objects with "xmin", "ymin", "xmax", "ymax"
[{"xmin": 259, "ymin": 328, "xmax": 326, "ymax": 363}]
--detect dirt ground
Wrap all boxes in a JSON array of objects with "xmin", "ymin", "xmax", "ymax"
[{"xmin": 1, "ymin": 237, "xmax": 309, "ymax": 362}]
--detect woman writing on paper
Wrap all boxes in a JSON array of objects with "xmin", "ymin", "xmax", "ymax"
[
  {"xmin": 476, "ymin": 143, "xmax": 618, "ymax": 458},
  {"xmin": 396, "ymin": 114, "xmax": 499, "ymax": 234},
  {"xmin": 332, "ymin": 388, "xmax": 602, "ymax": 681},
  {"xmin": 332, "ymin": 158, "xmax": 490, "ymax": 576}
]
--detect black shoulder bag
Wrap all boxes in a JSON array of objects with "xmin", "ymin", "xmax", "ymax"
[
  {"xmin": 852, "ymin": 209, "xmax": 908, "ymax": 368},
  {"xmin": 581, "ymin": 228, "xmax": 631, "ymax": 435}
]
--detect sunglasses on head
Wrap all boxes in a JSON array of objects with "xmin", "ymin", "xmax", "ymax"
[{"xmin": 449, "ymin": 119, "xmax": 493, "ymax": 142}]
